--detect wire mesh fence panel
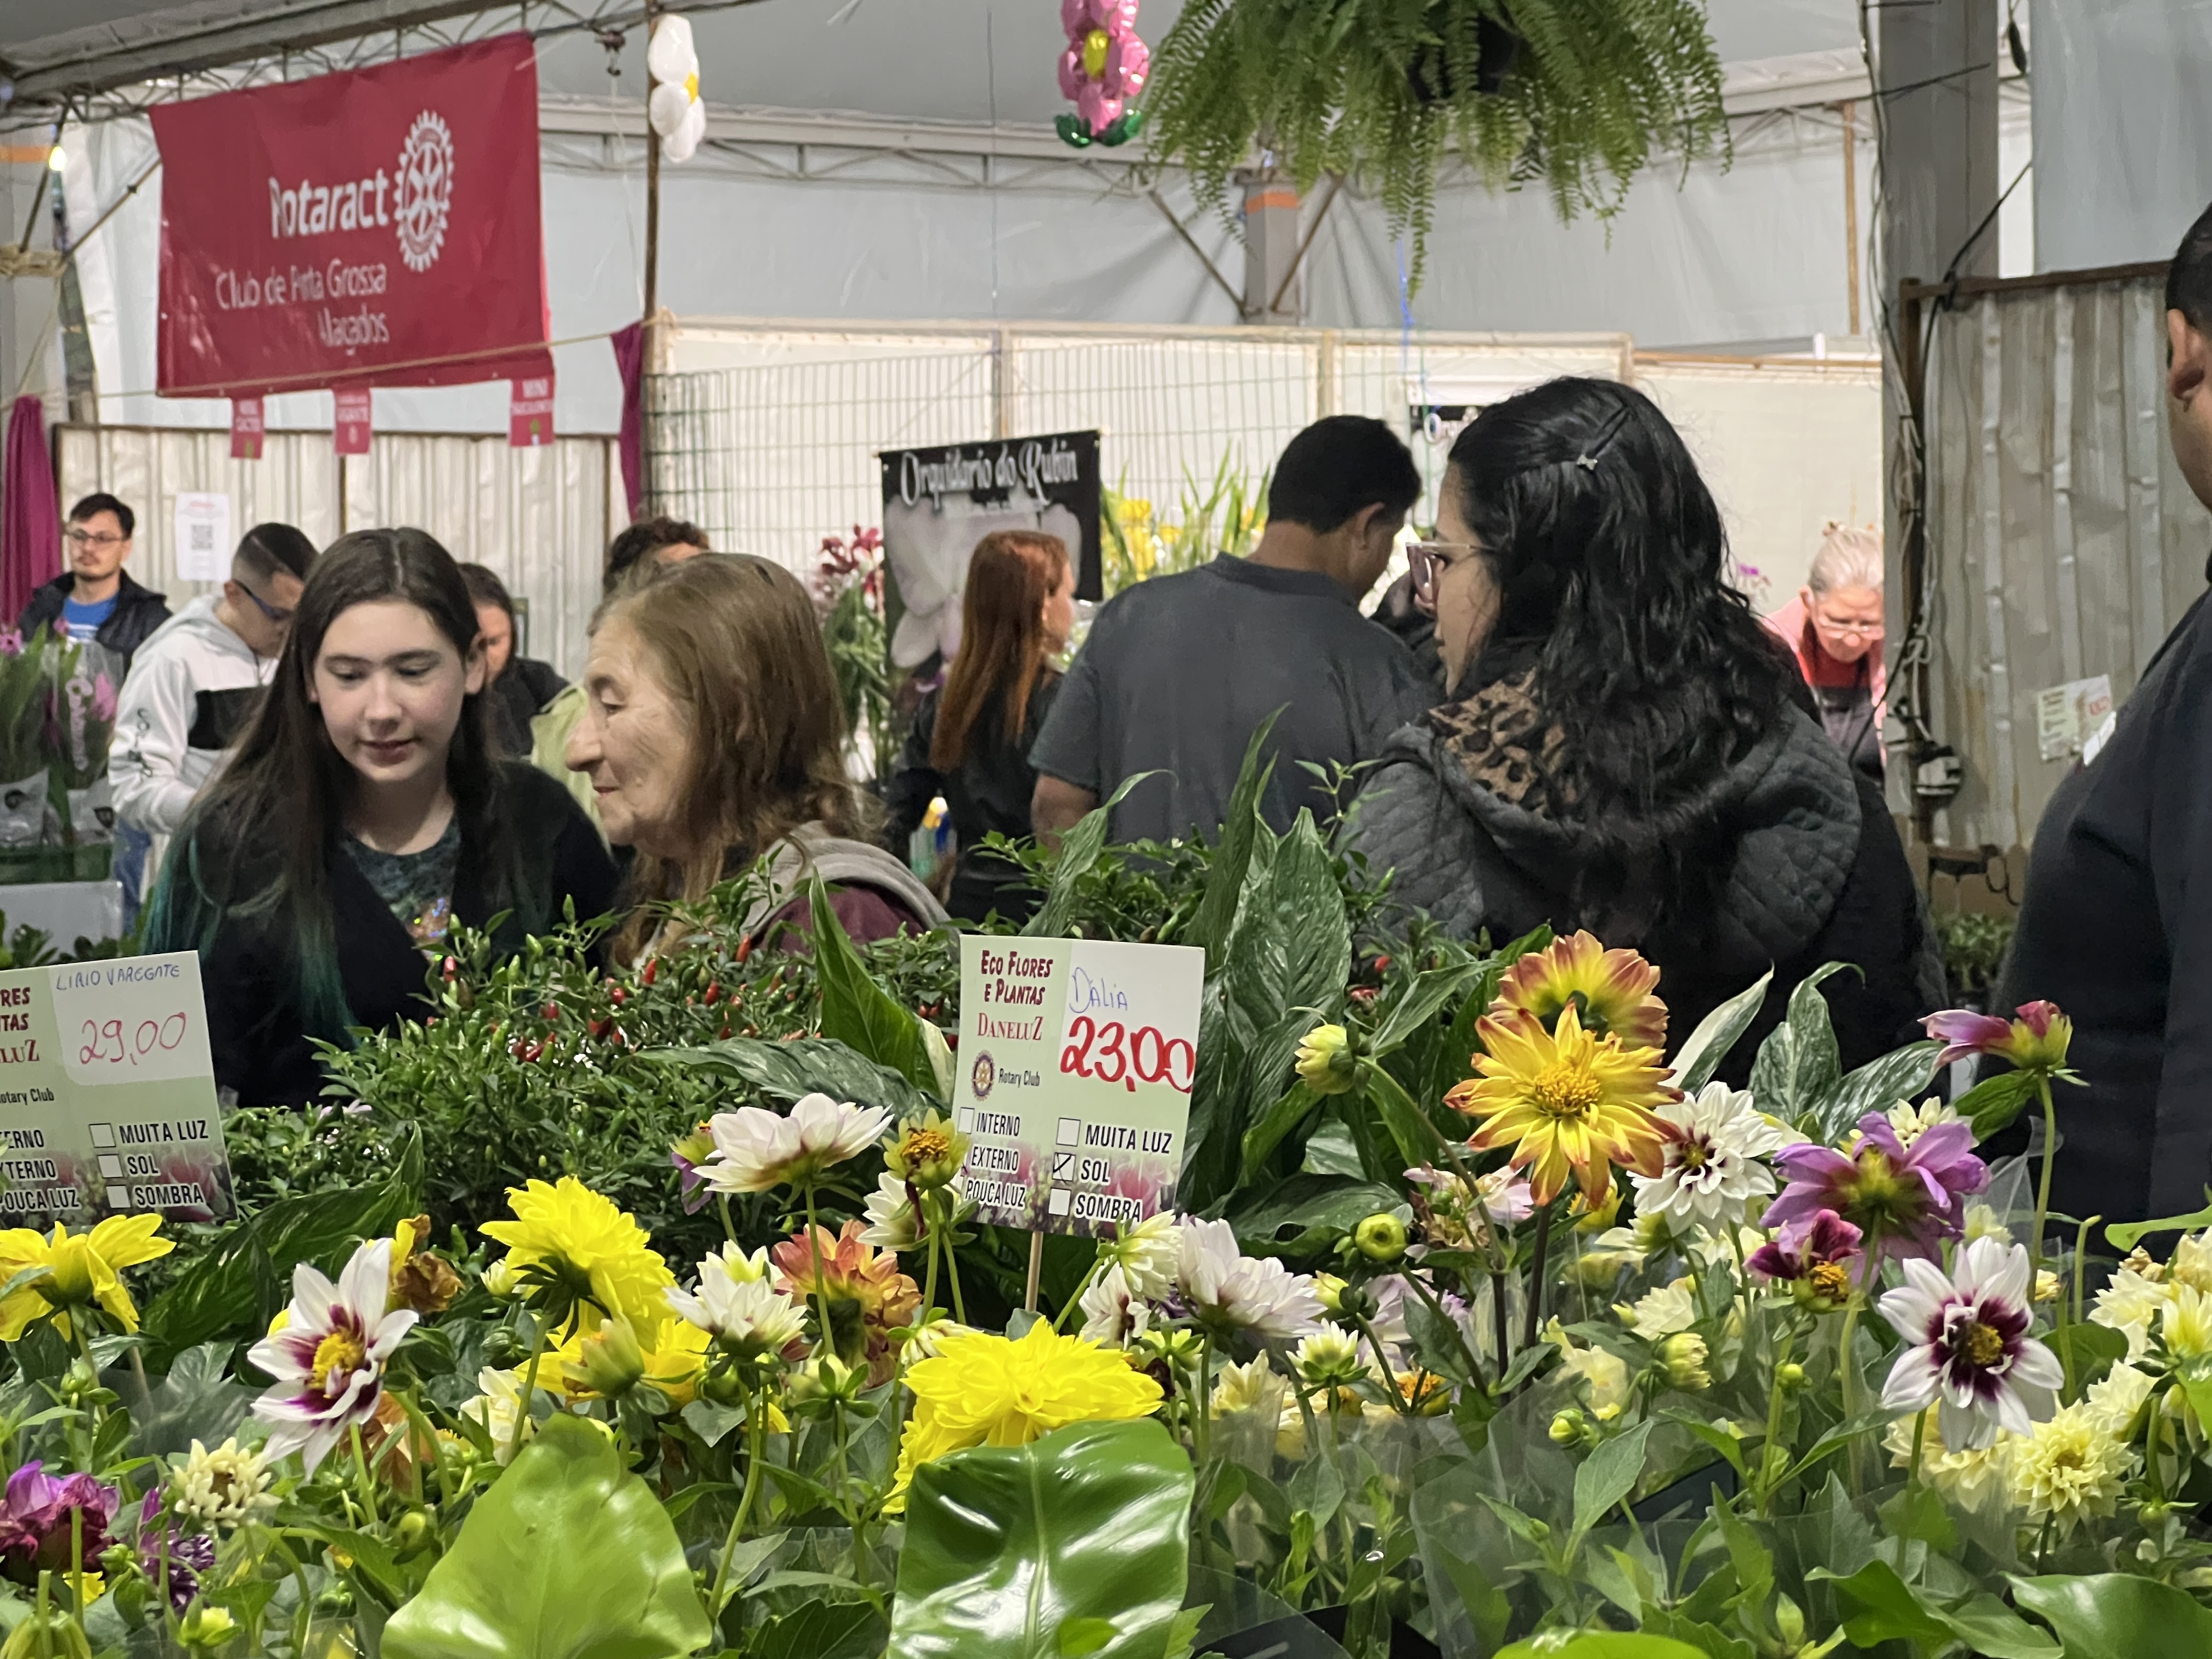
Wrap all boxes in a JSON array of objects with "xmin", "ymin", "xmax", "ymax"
[
  {"xmin": 644, "ymin": 324, "xmax": 1635, "ymax": 577},
  {"xmin": 1005, "ymin": 335, "xmax": 1320, "ymax": 518},
  {"xmin": 647, "ymin": 353, "xmax": 995, "ymax": 573}
]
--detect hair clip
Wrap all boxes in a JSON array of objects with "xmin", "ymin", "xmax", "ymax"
[{"xmin": 1571, "ymin": 402, "xmax": 1633, "ymax": 473}]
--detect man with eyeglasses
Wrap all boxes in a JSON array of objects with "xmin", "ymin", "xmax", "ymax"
[
  {"xmin": 112, "ymin": 523, "xmax": 317, "ymax": 905},
  {"xmin": 1763, "ymin": 523, "xmax": 1887, "ymax": 785},
  {"xmin": 18, "ymin": 494, "xmax": 172, "ymax": 670}
]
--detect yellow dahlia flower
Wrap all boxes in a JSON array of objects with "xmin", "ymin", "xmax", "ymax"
[
  {"xmin": 889, "ymin": 1321, "xmax": 1162, "ymax": 1510},
  {"xmin": 480, "ymin": 1177, "xmax": 671, "ymax": 1332},
  {"xmin": 1446, "ymin": 1006, "xmax": 1677, "ymax": 1207},
  {"xmin": 2007, "ymin": 1403, "xmax": 2134, "ymax": 1536},
  {"xmin": 0, "ymin": 1214, "xmax": 173, "ymax": 1340},
  {"xmin": 1493, "ymin": 931, "xmax": 1668, "ymax": 1049}
]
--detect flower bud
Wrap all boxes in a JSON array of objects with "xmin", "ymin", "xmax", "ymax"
[
  {"xmin": 178, "ymin": 1606, "xmax": 240, "ymax": 1650},
  {"xmin": 1311, "ymin": 1272, "xmax": 1347, "ymax": 1314},
  {"xmin": 1291, "ymin": 1328, "xmax": 1367, "ymax": 1389},
  {"xmin": 1571, "ymin": 1186, "xmax": 1623, "ymax": 1235},
  {"xmin": 1774, "ymin": 1361, "xmax": 1806, "ymax": 1391},
  {"xmin": 2034, "ymin": 1269, "xmax": 2062, "ymax": 1304},
  {"xmin": 483, "ymin": 1258, "xmax": 520, "ymax": 1299},
  {"xmin": 1353, "ymin": 1212, "xmax": 1408, "ymax": 1263},
  {"xmin": 1294, "ymin": 1024, "xmax": 1358, "ymax": 1096},
  {"xmin": 1775, "ymin": 1594, "xmax": 1806, "ymax": 1649},
  {"xmin": 564, "ymin": 1317, "xmax": 646, "ymax": 1399},
  {"xmin": 1657, "ymin": 1332, "xmax": 1712, "ymax": 1392},
  {"xmin": 1332, "ymin": 1282, "xmax": 1379, "ymax": 1324},
  {"xmin": 1548, "ymin": 1408, "xmax": 1588, "ymax": 1446},
  {"xmin": 786, "ymin": 1354, "xmax": 865, "ymax": 1406}
]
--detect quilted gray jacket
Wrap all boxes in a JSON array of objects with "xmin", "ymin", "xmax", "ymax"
[{"xmin": 1341, "ymin": 702, "xmax": 1944, "ymax": 1071}]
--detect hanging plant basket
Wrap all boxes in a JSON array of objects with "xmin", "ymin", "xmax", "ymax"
[{"xmin": 1143, "ymin": 0, "xmax": 1730, "ymax": 291}]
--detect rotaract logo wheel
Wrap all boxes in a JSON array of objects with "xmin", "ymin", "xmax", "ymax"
[{"xmin": 394, "ymin": 111, "xmax": 455, "ymax": 273}]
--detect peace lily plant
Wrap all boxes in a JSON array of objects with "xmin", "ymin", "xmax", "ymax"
[{"xmin": 0, "ymin": 763, "xmax": 2201, "ymax": 1659}]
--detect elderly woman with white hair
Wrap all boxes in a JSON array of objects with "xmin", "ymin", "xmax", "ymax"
[{"xmin": 1764, "ymin": 524, "xmax": 1886, "ymax": 782}]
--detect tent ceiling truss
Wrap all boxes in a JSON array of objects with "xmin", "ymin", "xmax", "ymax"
[{"xmin": 1, "ymin": 0, "xmax": 766, "ymax": 124}]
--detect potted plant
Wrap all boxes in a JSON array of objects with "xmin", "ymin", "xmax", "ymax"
[{"xmin": 1144, "ymin": 0, "xmax": 1729, "ymax": 289}]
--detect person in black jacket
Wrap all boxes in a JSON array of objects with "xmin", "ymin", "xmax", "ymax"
[
  {"xmin": 144, "ymin": 528, "xmax": 618, "ymax": 1107},
  {"xmin": 885, "ymin": 530, "xmax": 1075, "ymax": 924},
  {"xmin": 1341, "ymin": 377, "xmax": 1942, "ymax": 1075},
  {"xmin": 1995, "ymin": 201, "xmax": 2212, "ymax": 1228},
  {"xmin": 458, "ymin": 563, "xmax": 568, "ymax": 757},
  {"xmin": 19, "ymin": 493, "xmax": 171, "ymax": 669}
]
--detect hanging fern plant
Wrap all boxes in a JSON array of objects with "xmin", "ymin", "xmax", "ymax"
[{"xmin": 1143, "ymin": 0, "xmax": 1730, "ymax": 291}]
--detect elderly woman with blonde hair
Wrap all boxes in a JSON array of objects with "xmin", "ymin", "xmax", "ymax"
[{"xmin": 1764, "ymin": 523, "xmax": 1886, "ymax": 782}]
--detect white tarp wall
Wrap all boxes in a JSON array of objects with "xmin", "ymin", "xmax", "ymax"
[
  {"xmin": 1921, "ymin": 273, "xmax": 2212, "ymax": 850},
  {"xmin": 2030, "ymin": 0, "xmax": 2212, "ymax": 272},
  {"xmin": 52, "ymin": 427, "xmax": 622, "ymax": 678},
  {"xmin": 1638, "ymin": 354, "xmax": 1884, "ymax": 612}
]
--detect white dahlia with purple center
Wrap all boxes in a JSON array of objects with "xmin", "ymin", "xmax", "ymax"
[
  {"xmin": 247, "ymin": 1239, "xmax": 418, "ymax": 1471},
  {"xmin": 1878, "ymin": 1235, "xmax": 2061, "ymax": 1450}
]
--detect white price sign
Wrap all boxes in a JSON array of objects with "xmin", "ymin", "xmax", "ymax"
[{"xmin": 52, "ymin": 957, "xmax": 214, "ymax": 1086}]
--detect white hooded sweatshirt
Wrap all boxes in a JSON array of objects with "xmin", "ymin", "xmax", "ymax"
[{"xmin": 111, "ymin": 596, "xmax": 277, "ymax": 838}]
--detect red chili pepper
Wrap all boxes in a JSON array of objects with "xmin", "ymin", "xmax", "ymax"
[
  {"xmin": 1350, "ymin": 985, "xmax": 1379, "ymax": 1006},
  {"xmin": 703, "ymin": 983, "xmax": 721, "ymax": 1006},
  {"xmin": 610, "ymin": 986, "xmax": 629, "ymax": 1006},
  {"xmin": 589, "ymin": 1018, "xmax": 613, "ymax": 1040},
  {"xmin": 718, "ymin": 1024, "xmax": 732, "ymax": 1040},
  {"xmin": 736, "ymin": 937, "xmax": 754, "ymax": 966},
  {"xmin": 440, "ymin": 956, "xmax": 458, "ymax": 981},
  {"xmin": 520, "ymin": 1041, "xmax": 543, "ymax": 1064},
  {"xmin": 641, "ymin": 959, "xmax": 658, "ymax": 986},
  {"xmin": 541, "ymin": 1002, "xmax": 560, "ymax": 1023},
  {"xmin": 1373, "ymin": 955, "xmax": 1392, "ymax": 973},
  {"xmin": 611, "ymin": 1027, "xmax": 629, "ymax": 1048},
  {"xmin": 507, "ymin": 1037, "xmax": 527, "ymax": 1058}
]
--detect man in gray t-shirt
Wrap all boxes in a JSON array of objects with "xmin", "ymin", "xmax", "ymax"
[{"xmin": 1030, "ymin": 416, "xmax": 1434, "ymax": 846}]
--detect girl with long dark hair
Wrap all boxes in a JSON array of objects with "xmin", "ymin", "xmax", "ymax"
[
  {"xmin": 885, "ymin": 531, "xmax": 1076, "ymax": 923},
  {"xmin": 145, "ymin": 529, "xmax": 619, "ymax": 1105},
  {"xmin": 1344, "ymin": 377, "xmax": 1940, "ymax": 1070}
]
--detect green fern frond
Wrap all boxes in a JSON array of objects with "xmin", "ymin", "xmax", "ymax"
[{"xmin": 1143, "ymin": 0, "xmax": 1728, "ymax": 294}]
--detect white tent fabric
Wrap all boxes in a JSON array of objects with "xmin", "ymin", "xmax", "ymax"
[
  {"xmin": 64, "ymin": 93, "xmax": 1885, "ymax": 437},
  {"xmin": 2029, "ymin": 0, "xmax": 2212, "ymax": 273}
]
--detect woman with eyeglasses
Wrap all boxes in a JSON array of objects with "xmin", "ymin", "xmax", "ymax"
[
  {"xmin": 1342, "ymin": 378, "xmax": 1940, "ymax": 1078},
  {"xmin": 1763, "ymin": 524, "xmax": 1887, "ymax": 784},
  {"xmin": 144, "ymin": 528, "xmax": 619, "ymax": 1107}
]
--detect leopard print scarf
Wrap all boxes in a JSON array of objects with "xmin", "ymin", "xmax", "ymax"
[{"xmin": 1426, "ymin": 671, "xmax": 1577, "ymax": 815}]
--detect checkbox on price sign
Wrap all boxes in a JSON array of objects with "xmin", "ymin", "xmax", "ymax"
[
  {"xmin": 1057, "ymin": 1117, "xmax": 1083, "ymax": 1146},
  {"xmin": 98, "ymin": 1156, "xmax": 122, "ymax": 1179},
  {"xmin": 89, "ymin": 1124, "xmax": 115, "ymax": 1148},
  {"xmin": 1053, "ymin": 1150, "xmax": 1075, "ymax": 1180},
  {"xmin": 956, "ymin": 1107, "xmax": 975, "ymax": 1133},
  {"xmin": 105, "ymin": 1186, "xmax": 130, "ymax": 1210},
  {"xmin": 1047, "ymin": 1188, "xmax": 1072, "ymax": 1216}
]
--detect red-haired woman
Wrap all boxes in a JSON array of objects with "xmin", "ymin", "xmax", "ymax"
[{"xmin": 886, "ymin": 531, "xmax": 1076, "ymax": 924}]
